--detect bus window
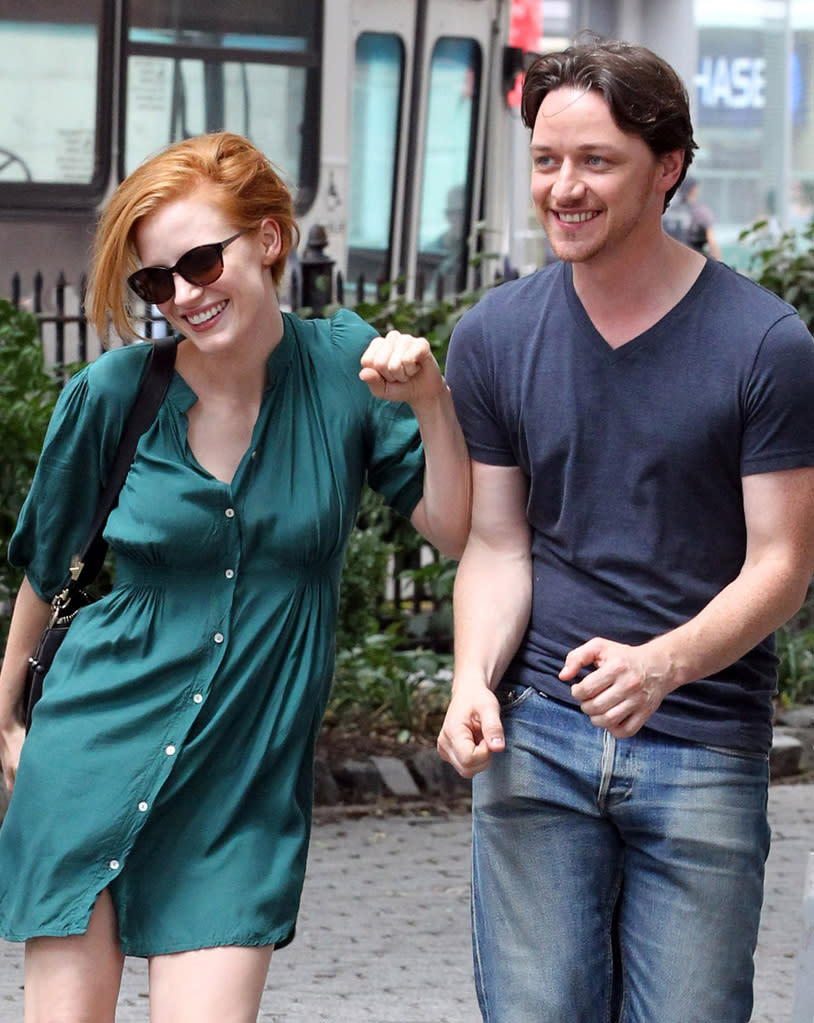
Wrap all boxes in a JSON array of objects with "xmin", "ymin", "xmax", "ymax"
[
  {"xmin": 417, "ymin": 37, "xmax": 481, "ymax": 296},
  {"xmin": 0, "ymin": 1, "xmax": 109, "ymax": 201},
  {"xmin": 347, "ymin": 33, "xmax": 405, "ymax": 297},
  {"xmin": 124, "ymin": 0, "xmax": 321, "ymax": 211}
]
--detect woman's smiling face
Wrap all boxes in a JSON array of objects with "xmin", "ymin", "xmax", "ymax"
[{"xmin": 134, "ymin": 187, "xmax": 281, "ymax": 353}]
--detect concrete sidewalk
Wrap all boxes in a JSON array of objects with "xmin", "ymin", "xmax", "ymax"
[{"xmin": 0, "ymin": 782, "xmax": 811, "ymax": 1021}]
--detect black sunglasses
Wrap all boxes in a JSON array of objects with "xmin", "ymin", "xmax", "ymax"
[{"xmin": 128, "ymin": 231, "xmax": 243, "ymax": 305}]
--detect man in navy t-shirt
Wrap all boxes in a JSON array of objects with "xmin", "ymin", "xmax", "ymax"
[{"xmin": 437, "ymin": 38, "xmax": 814, "ymax": 1023}]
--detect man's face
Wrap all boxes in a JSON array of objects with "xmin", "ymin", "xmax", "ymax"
[{"xmin": 530, "ymin": 86, "xmax": 675, "ymax": 266}]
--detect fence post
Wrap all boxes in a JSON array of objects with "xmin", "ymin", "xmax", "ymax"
[
  {"xmin": 791, "ymin": 851, "xmax": 814, "ymax": 1022},
  {"xmin": 300, "ymin": 225, "xmax": 335, "ymax": 316},
  {"xmin": 54, "ymin": 272, "xmax": 66, "ymax": 365},
  {"xmin": 78, "ymin": 274, "xmax": 88, "ymax": 363}
]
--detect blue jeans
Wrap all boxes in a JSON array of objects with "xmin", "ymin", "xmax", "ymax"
[{"xmin": 471, "ymin": 685, "xmax": 770, "ymax": 1023}]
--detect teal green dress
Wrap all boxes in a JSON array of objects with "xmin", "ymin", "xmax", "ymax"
[{"xmin": 0, "ymin": 309, "xmax": 424, "ymax": 956}]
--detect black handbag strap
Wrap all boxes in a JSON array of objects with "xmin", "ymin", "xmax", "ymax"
[{"xmin": 68, "ymin": 337, "xmax": 177, "ymax": 591}]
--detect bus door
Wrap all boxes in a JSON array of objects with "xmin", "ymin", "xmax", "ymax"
[{"xmin": 345, "ymin": 0, "xmax": 499, "ymax": 300}]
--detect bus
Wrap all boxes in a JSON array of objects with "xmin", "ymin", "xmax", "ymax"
[{"xmin": 0, "ymin": 0, "xmax": 541, "ymax": 357}]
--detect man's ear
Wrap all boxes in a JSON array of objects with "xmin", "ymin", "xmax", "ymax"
[
  {"xmin": 259, "ymin": 218, "xmax": 282, "ymax": 265},
  {"xmin": 659, "ymin": 151, "xmax": 685, "ymax": 196}
]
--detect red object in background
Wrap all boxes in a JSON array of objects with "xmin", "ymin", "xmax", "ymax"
[
  {"xmin": 508, "ymin": 0, "xmax": 542, "ymax": 107},
  {"xmin": 510, "ymin": 0, "xmax": 542, "ymax": 51}
]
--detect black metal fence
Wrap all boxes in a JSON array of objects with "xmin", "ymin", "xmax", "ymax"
[
  {"xmin": 7, "ymin": 224, "xmax": 484, "ymax": 367},
  {"xmin": 9, "ymin": 270, "xmax": 172, "ymax": 365}
]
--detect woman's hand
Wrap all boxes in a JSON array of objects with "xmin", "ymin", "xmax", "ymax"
[
  {"xmin": 0, "ymin": 717, "xmax": 26, "ymax": 794},
  {"xmin": 359, "ymin": 331, "xmax": 446, "ymax": 408}
]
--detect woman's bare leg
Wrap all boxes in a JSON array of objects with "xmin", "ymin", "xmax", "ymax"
[
  {"xmin": 24, "ymin": 889, "xmax": 124, "ymax": 1023},
  {"xmin": 149, "ymin": 944, "xmax": 273, "ymax": 1023}
]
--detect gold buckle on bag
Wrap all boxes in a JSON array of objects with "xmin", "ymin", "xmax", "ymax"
[{"xmin": 48, "ymin": 554, "xmax": 84, "ymax": 627}]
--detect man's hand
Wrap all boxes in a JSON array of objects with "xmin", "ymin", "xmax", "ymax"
[
  {"xmin": 559, "ymin": 637, "xmax": 673, "ymax": 738},
  {"xmin": 437, "ymin": 686, "xmax": 505, "ymax": 778},
  {"xmin": 359, "ymin": 331, "xmax": 446, "ymax": 407}
]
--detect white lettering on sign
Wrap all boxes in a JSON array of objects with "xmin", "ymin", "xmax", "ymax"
[{"xmin": 696, "ymin": 56, "xmax": 767, "ymax": 110}]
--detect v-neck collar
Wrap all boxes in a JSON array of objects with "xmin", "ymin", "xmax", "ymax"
[
  {"xmin": 165, "ymin": 316, "xmax": 297, "ymax": 415},
  {"xmin": 562, "ymin": 259, "xmax": 715, "ymax": 363}
]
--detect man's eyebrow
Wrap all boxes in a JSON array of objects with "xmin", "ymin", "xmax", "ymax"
[{"xmin": 529, "ymin": 142, "xmax": 620, "ymax": 154}]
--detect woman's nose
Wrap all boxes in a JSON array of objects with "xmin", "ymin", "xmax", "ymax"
[{"xmin": 171, "ymin": 273, "xmax": 205, "ymax": 305}]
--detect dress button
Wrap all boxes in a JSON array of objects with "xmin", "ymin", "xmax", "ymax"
[
  {"xmin": 214, "ymin": 632, "xmax": 224, "ymax": 644},
  {"xmin": 225, "ymin": 569, "xmax": 235, "ymax": 579},
  {"xmin": 109, "ymin": 859, "xmax": 120, "ymax": 871},
  {"xmin": 225, "ymin": 507, "xmax": 235, "ymax": 518},
  {"xmin": 193, "ymin": 693, "xmax": 203, "ymax": 704},
  {"xmin": 165, "ymin": 745, "xmax": 176, "ymax": 756},
  {"xmin": 138, "ymin": 801, "xmax": 148, "ymax": 812}
]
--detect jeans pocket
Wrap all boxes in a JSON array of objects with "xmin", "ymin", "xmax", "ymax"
[
  {"xmin": 700, "ymin": 743, "xmax": 769, "ymax": 763},
  {"xmin": 495, "ymin": 683, "xmax": 536, "ymax": 710}
]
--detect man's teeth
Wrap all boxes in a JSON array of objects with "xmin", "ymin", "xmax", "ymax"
[
  {"xmin": 559, "ymin": 211, "xmax": 597, "ymax": 223},
  {"xmin": 188, "ymin": 301, "xmax": 226, "ymax": 325}
]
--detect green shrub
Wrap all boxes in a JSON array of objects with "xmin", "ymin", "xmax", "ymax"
[
  {"xmin": 776, "ymin": 622, "xmax": 814, "ymax": 707},
  {"xmin": 0, "ymin": 300, "xmax": 63, "ymax": 636},
  {"xmin": 740, "ymin": 225, "xmax": 814, "ymax": 706},
  {"xmin": 739, "ymin": 218, "xmax": 814, "ymax": 334},
  {"xmin": 327, "ymin": 629, "xmax": 452, "ymax": 741}
]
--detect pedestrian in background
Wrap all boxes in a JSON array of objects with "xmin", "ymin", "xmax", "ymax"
[
  {"xmin": 0, "ymin": 131, "xmax": 470, "ymax": 1022},
  {"xmin": 663, "ymin": 173, "xmax": 723, "ymax": 258},
  {"xmin": 438, "ymin": 37, "xmax": 814, "ymax": 1023}
]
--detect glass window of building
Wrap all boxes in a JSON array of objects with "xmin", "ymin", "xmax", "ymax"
[
  {"xmin": 0, "ymin": 0, "xmax": 109, "ymax": 198},
  {"xmin": 416, "ymin": 37, "xmax": 481, "ymax": 295},
  {"xmin": 124, "ymin": 0, "xmax": 321, "ymax": 211},
  {"xmin": 692, "ymin": 0, "xmax": 814, "ymax": 264},
  {"xmin": 347, "ymin": 33, "xmax": 405, "ymax": 293}
]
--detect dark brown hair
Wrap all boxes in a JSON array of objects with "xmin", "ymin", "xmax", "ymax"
[{"xmin": 521, "ymin": 37, "xmax": 697, "ymax": 208}]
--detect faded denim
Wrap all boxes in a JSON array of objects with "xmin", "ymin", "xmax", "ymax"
[{"xmin": 471, "ymin": 684, "xmax": 770, "ymax": 1023}]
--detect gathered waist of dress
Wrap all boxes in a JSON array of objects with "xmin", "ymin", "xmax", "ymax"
[
  {"xmin": 112, "ymin": 558, "xmax": 337, "ymax": 588},
  {"xmin": 112, "ymin": 561, "xmax": 235, "ymax": 588}
]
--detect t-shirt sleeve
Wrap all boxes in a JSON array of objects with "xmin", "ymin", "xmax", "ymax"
[
  {"xmin": 330, "ymin": 308, "xmax": 425, "ymax": 520},
  {"xmin": 8, "ymin": 347, "xmax": 150, "ymax": 599},
  {"xmin": 741, "ymin": 311, "xmax": 814, "ymax": 476},
  {"xmin": 445, "ymin": 299, "xmax": 518, "ymax": 466}
]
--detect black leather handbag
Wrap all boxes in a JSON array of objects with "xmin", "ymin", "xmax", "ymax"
[{"xmin": 23, "ymin": 337, "xmax": 177, "ymax": 731}]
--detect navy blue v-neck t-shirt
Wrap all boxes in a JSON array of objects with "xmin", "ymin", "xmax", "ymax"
[{"xmin": 446, "ymin": 259, "xmax": 814, "ymax": 753}]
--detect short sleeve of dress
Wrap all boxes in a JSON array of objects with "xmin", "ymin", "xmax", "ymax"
[
  {"xmin": 445, "ymin": 298, "xmax": 517, "ymax": 466},
  {"xmin": 329, "ymin": 308, "xmax": 425, "ymax": 521},
  {"xmin": 741, "ymin": 311, "xmax": 814, "ymax": 476},
  {"xmin": 8, "ymin": 345, "xmax": 152, "ymax": 599}
]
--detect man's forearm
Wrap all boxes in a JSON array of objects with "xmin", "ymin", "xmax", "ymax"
[
  {"xmin": 646, "ymin": 555, "xmax": 812, "ymax": 694},
  {"xmin": 451, "ymin": 534, "xmax": 532, "ymax": 695}
]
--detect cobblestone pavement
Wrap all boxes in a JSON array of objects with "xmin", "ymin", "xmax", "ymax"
[{"xmin": 0, "ymin": 783, "xmax": 811, "ymax": 1022}]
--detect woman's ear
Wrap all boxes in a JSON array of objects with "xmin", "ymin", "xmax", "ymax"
[{"xmin": 259, "ymin": 218, "xmax": 282, "ymax": 265}]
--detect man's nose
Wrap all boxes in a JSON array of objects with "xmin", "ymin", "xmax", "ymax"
[{"xmin": 551, "ymin": 161, "xmax": 585, "ymax": 202}]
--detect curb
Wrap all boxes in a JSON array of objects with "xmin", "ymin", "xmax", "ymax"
[{"xmin": 314, "ymin": 750, "xmax": 471, "ymax": 806}]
